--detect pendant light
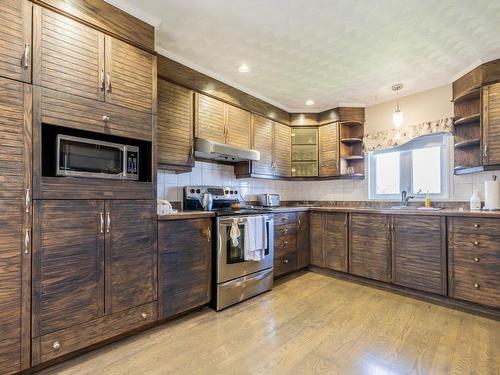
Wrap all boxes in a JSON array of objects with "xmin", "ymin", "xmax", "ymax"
[{"xmin": 392, "ymin": 83, "xmax": 404, "ymax": 128}]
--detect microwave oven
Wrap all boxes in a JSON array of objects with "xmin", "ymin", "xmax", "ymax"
[{"xmin": 56, "ymin": 134, "xmax": 139, "ymax": 180}]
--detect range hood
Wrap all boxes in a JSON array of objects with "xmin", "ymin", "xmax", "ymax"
[{"xmin": 194, "ymin": 138, "xmax": 260, "ymax": 162}]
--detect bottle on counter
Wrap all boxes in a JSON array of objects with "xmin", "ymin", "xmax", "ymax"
[
  {"xmin": 425, "ymin": 191, "xmax": 432, "ymax": 208},
  {"xmin": 470, "ymin": 190, "xmax": 481, "ymax": 211}
]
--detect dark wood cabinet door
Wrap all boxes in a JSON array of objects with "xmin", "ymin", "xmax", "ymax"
[
  {"xmin": 32, "ymin": 200, "xmax": 104, "ymax": 337},
  {"xmin": 104, "ymin": 200, "xmax": 157, "ymax": 315},
  {"xmin": 104, "ymin": 36, "xmax": 154, "ymax": 113},
  {"xmin": 226, "ymin": 104, "xmax": 250, "ymax": 148},
  {"xmin": 251, "ymin": 114, "xmax": 274, "ymax": 175},
  {"xmin": 296, "ymin": 212, "xmax": 310, "ymax": 269},
  {"xmin": 158, "ymin": 219, "xmax": 211, "ymax": 319},
  {"xmin": 195, "ymin": 93, "xmax": 226, "ymax": 144},
  {"xmin": 33, "ymin": 6, "xmax": 104, "ymax": 101},
  {"xmin": 319, "ymin": 123, "xmax": 339, "ymax": 176},
  {"xmin": 310, "ymin": 212, "xmax": 325, "ymax": 267},
  {"xmin": 349, "ymin": 213, "xmax": 391, "ymax": 282},
  {"xmin": 392, "ymin": 216, "xmax": 446, "ymax": 295},
  {"xmin": 483, "ymin": 82, "xmax": 500, "ymax": 165},
  {"xmin": 0, "ymin": 78, "xmax": 31, "ymax": 200},
  {"xmin": 157, "ymin": 79, "xmax": 194, "ymax": 170},
  {"xmin": 274, "ymin": 122, "xmax": 291, "ymax": 177},
  {"xmin": 0, "ymin": 0, "xmax": 31, "ymax": 83},
  {"xmin": 0, "ymin": 200, "xmax": 24, "ymax": 374},
  {"xmin": 325, "ymin": 213, "xmax": 348, "ymax": 272}
]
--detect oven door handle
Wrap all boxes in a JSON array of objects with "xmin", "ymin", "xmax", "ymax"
[{"xmin": 220, "ymin": 268, "xmax": 273, "ymax": 288}]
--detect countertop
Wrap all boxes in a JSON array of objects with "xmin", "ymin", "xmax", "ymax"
[{"xmin": 157, "ymin": 211, "xmax": 216, "ymax": 220}]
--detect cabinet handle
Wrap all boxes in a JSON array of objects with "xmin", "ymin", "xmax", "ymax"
[
  {"xmin": 24, "ymin": 229, "xmax": 30, "ymax": 254},
  {"xmin": 474, "ymin": 224, "xmax": 480, "ymax": 228},
  {"xmin": 284, "ymin": 258, "xmax": 289, "ymax": 264},
  {"xmin": 191, "ymin": 144, "xmax": 194, "ymax": 156},
  {"xmin": 207, "ymin": 228, "xmax": 211, "ymax": 242},
  {"xmin": 106, "ymin": 72, "xmax": 112, "ymax": 93},
  {"xmin": 25, "ymin": 188, "xmax": 30, "ymax": 213},
  {"xmin": 22, "ymin": 43, "xmax": 30, "ymax": 69},
  {"xmin": 102, "ymin": 115, "xmax": 110, "ymax": 122},
  {"xmin": 483, "ymin": 144, "xmax": 488, "ymax": 160},
  {"xmin": 474, "ymin": 283, "xmax": 480, "ymax": 289},
  {"xmin": 473, "ymin": 241, "xmax": 480, "ymax": 246},
  {"xmin": 474, "ymin": 257, "xmax": 480, "ymax": 262},
  {"xmin": 100, "ymin": 213, "xmax": 104, "ymax": 234},
  {"xmin": 298, "ymin": 218, "xmax": 301, "ymax": 228},
  {"xmin": 99, "ymin": 69, "xmax": 105, "ymax": 91},
  {"xmin": 283, "ymin": 227, "xmax": 288, "ymax": 233},
  {"xmin": 106, "ymin": 212, "xmax": 111, "ymax": 233},
  {"xmin": 141, "ymin": 312, "xmax": 148, "ymax": 320},
  {"xmin": 52, "ymin": 341, "xmax": 61, "ymax": 351}
]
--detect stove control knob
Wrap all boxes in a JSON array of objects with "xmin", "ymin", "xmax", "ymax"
[
  {"xmin": 196, "ymin": 189, "xmax": 200, "ymax": 194},
  {"xmin": 235, "ymin": 190, "xmax": 238, "ymax": 194},
  {"xmin": 190, "ymin": 189, "xmax": 195, "ymax": 193},
  {"xmin": 225, "ymin": 190, "xmax": 229, "ymax": 194},
  {"xmin": 230, "ymin": 190, "xmax": 234, "ymax": 194}
]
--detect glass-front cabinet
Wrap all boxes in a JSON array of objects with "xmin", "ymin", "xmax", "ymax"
[{"xmin": 291, "ymin": 128, "xmax": 318, "ymax": 177}]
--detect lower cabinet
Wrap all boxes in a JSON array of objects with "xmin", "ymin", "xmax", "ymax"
[
  {"xmin": 349, "ymin": 213, "xmax": 391, "ymax": 282},
  {"xmin": 158, "ymin": 218, "xmax": 211, "ymax": 319},
  {"xmin": 310, "ymin": 212, "xmax": 348, "ymax": 272},
  {"xmin": 392, "ymin": 216, "xmax": 446, "ymax": 295},
  {"xmin": 32, "ymin": 199, "xmax": 157, "ymax": 364},
  {"xmin": 274, "ymin": 213, "xmax": 298, "ymax": 277},
  {"xmin": 296, "ymin": 212, "xmax": 310, "ymax": 269},
  {"xmin": 310, "ymin": 212, "xmax": 325, "ymax": 267}
]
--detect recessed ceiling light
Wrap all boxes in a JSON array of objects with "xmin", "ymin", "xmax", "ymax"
[
  {"xmin": 238, "ymin": 64, "xmax": 250, "ymax": 73},
  {"xmin": 305, "ymin": 100, "xmax": 315, "ymax": 106}
]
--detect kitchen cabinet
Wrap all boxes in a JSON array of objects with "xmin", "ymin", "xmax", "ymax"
[
  {"xmin": 274, "ymin": 122, "xmax": 292, "ymax": 177},
  {"xmin": 274, "ymin": 212, "xmax": 298, "ymax": 277},
  {"xmin": 250, "ymin": 114, "xmax": 274, "ymax": 176},
  {"xmin": 349, "ymin": 213, "xmax": 391, "ymax": 282},
  {"xmin": 296, "ymin": 212, "xmax": 310, "ymax": 269},
  {"xmin": 391, "ymin": 216, "xmax": 446, "ymax": 295},
  {"xmin": 309, "ymin": 212, "xmax": 347, "ymax": 272},
  {"xmin": 0, "ymin": 0, "xmax": 32, "ymax": 83},
  {"xmin": 319, "ymin": 123, "xmax": 340, "ymax": 177},
  {"xmin": 33, "ymin": 6, "xmax": 155, "ymax": 112},
  {"xmin": 157, "ymin": 79, "xmax": 194, "ymax": 171},
  {"xmin": 482, "ymin": 82, "xmax": 500, "ymax": 165},
  {"xmin": 448, "ymin": 217, "xmax": 500, "ymax": 308},
  {"xmin": 310, "ymin": 212, "xmax": 325, "ymax": 267},
  {"xmin": 195, "ymin": 93, "xmax": 251, "ymax": 148},
  {"xmin": 158, "ymin": 218, "xmax": 211, "ymax": 319}
]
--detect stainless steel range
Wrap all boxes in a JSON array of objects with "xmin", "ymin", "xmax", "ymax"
[{"xmin": 184, "ymin": 186, "xmax": 274, "ymax": 311}]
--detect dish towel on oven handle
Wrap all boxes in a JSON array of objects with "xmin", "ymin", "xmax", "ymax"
[
  {"xmin": 244, "ymin": 216, "xmax": 266, "ymax": 261},
  {"xmin": 230, "ymin": 218, "xmax": 241, "ymax": 247}
]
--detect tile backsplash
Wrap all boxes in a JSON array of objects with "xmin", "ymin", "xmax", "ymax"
[{"xmin": 158, "ymin": 161, "xmax": 498, "ymax": 205}]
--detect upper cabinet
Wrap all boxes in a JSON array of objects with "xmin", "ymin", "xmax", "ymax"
[
  {"xmin": 33, "ymin": 6, "xmax": 155, "ymax": 113},
  {"xmin": 157, "ymin": 79, "xmax": 194, "ymax": 172},
  {"xmin": 483, "ymin": 82, "xmax": 500, "ymax": 166},
  {"xmin": 195, "ymin": 93, "xmax": 251, "ymax": 148},
  {"xmin": 274, "ymin": 122, "xmax": 292, "ymax": 177},
  {"xmin": 0, "ymin": 0, "xmax": 32, "ymax": 83},
  {"xmin": 318, "ymin": 123, "xmax": 339, "ymax": 177},
  {"xmin": 251, "ymin": 114, "xmax": 274, "ymax": 176}
]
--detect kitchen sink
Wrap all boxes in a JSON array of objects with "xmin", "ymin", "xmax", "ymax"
[{"xmin": 390, "ymin": 206, "xmax": 443, "ymax": 211}]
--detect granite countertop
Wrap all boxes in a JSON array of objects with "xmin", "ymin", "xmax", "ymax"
[{"xmin": 157, "ymin": 211, "xmax": 216, "ymax": 220}]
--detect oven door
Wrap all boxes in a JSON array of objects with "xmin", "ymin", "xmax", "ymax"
[
  {"xmin": 217, "ymin": 214, "xmax": 274, "ymax": 283},
  {"xmin": 56, "ymin": 134, "xmax": 126, "ymax": 179}
]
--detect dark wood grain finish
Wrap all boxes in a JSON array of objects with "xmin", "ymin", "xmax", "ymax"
[
  {"xmin": 39, "ymin": 87, "xmax": 152, "ymax": 140},
  {"xmin": 324, "ymin": 213, "xmax": 348, "ymax": 272},
  {"xmin": 392, "ymin": 216, "xmax": 446, "ymax": 295},
  {"xmin": 31, "ymin": 0, "xmax": 154, "ymax": 52},
  {"xmin": 451, "ymin": 217, "xmax": 500, "ymax": 236},
  {"xmin": 157, "ymin": 55, "xmax": 290, "ymax": 125},
  {"xmin": 274, "ymin": 212, "xmax": 297, "ymax": 226},
  {"xmin": 251, "ymin": 114, "xmax": 274, "ymax": 175},
  {"xmin": 226, "ymin": 104, "xmax": 251, "ymax": 148},
  {"xmin": 32, "ymin": 301, "xmax": 157, "ymax": 364},
  {"xmin": 105, "ymin": 36, "xmax": 154, "ymax": 113},
  {"xmin": 33, "ymin": 6, "xmax": 104, "ymax": 101},
  {"xmin": 157, "ymin": 79, "xmax": 194, "ymax": 170},
  {"xmin": 483, "ymin": 82, "xmax": 500, "ymax": 165},
  {"xmin": 453, "ymin": 65, "xmax": 483, "ymax": 100},
  {"xmin": 158, "ymin": 219, "xmax": 211, "ymax": 319},
  {"xmin": 274, "ymin": 122, "xmax": 291, "ymax": 177},
  {"xmin": 0, "ymin": 200, "xmax": 24, "ymax": 375},
  {"xmin": 290, "ymin": 113, "xmax": 319, "ymax": 126},
  {"xmin": 0, "ymin": 0, "xmax": 32, "ymax": 83},
  {"xmin": 32, "ymin": 200, "xmax": 105, "ymax": 337},
  {"xmin": 349, "ymin": 213, "xmax": 391, "ymax": 282},
  {"xmin": 338, "ymin": 107, "xmax": 365, "ymax": 122},
  {"xmin": 319, "ymin": 123, "xmax": 340, "ymax": 177},
  {"xmin": 104, "ymin": 200, "xmax": 157, "ymax": 315},
  {"xmin": 296, "ymin": 212, "xmax": 310, "ymax": 269},
  {"xmin": 195, "ymin": 93, "xmax": 226, "ymax": 144},
  {"xmin": 310, "ymin": 212, "xmax": 325, "ymax": 267}
]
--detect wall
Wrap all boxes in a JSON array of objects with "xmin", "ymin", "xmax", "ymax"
[{"xmin": 158, "ymin": 84, "xmax": 496, "ymax": 204}]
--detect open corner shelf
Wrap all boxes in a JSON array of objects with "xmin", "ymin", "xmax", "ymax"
[
  {"xmin": 454, "ymin": 114, "xmax": 480, "ymax": 126},
  {"xmin": 453, "ymin": 88, "xmax": 481, "ymax": 104},
  {"xmin": 454, "ymin": 139, "xmax": 480, "ymax": 149}
]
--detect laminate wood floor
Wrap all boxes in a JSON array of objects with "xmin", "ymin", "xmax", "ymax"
[{"xmin": 38, "ymin": 271, "xmax": 500, "ymax": 375}]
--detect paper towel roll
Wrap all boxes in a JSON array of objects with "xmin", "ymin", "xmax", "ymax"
[{"xmin": 484, "ymin": 180, "xmax": 500, "ymax": 210}]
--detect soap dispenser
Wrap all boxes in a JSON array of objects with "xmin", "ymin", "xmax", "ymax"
[{"xmin": 470, "ymin": 190, "xmax": 481, "ymax": 211}]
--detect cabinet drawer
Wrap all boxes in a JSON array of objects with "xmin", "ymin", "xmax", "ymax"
[
  {"xmin": 275, "ymin": 234, "xmax": 297, "ymax": 258},
  {"xmin": 451, "ymin": 268, "xmax": 500, "ymax": 308},
  {"xmin": 274, "ymin": 212, "xmax": 297, "ymax": 226},
  {"xmin": 274, "ymin": 223, "xmax": 297, "ymax": 239},
  {"xmin": 40, "ymin": 87, "xmax": 152, "ymax": 141},
  {"xmin": 452, "ymin": 233, "xmax": 500, "ymax": 272},
  {"xmin": 451, "ymin": 217, "xmax": 500, "ymax": 236},
  {"xmin": 274, "ymin": 251, "xmax": 297, "ymax": 277},
  {"xmin": 32, "ymin": 302, "xmax": 157, "ymax": 364}
]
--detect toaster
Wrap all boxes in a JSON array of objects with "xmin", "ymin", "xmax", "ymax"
[{"xmin": 257, "ymin": 194, "xmax": 280, "ymax": 207}]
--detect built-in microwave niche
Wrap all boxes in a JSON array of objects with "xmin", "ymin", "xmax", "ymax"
[{"xmin": 41, "ymin": 124, "xmax": 152, "ymax": 182}]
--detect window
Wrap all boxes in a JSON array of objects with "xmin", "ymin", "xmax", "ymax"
[{"xmin": 369, "ymin": 133, "xmax": 451, "ymax": 200}]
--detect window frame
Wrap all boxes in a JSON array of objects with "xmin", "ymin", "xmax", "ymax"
[{"xmin": 368, "ymin": 133, "xmax": 452, "ymax": 201}]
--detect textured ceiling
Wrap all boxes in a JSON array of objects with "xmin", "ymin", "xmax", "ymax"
[{"xmin": 107, "ymin": 0, "xmax": 500, "ymax": 112}]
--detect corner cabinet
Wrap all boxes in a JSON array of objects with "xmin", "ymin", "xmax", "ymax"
[
  {"xmin": 274, "ymin": 123, "xmax": 292, "ymax": 177},
  {"xmin": 158, "ymin": 218, "xmax": 211, "ymax": 319},
  {"xmin": 483, "ymin": 82, "xmax": 500, "ymax": 166},
  {"xmin": 319, "ymin": 123, "xmax": 340, "ymax": 177},
  {"xmin": 310, "ymin": 212, "xmax": 348, "ymax": 271}
]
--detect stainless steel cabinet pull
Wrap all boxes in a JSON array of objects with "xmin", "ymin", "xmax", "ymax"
[
  {"xmin": 24, "ymin": 229, "xmax": 30, "ymax": 254},
  {"xmin": 22, "ymin": 43, "xmax": 30, "ymax": 69},
  {"xmin": 102, "ymin": 115, "xmax": 110, "ymax": 122},
  {"xmin": 52, "ymin": 341, "xmax": 61, "ymax": 351},
  {"xmin": 473, "ymin": 257, "xmax": 480, "ymax": 262},
  {"xmin": 106, "ymin": 212, "xmax": 111, "ymax": 233},
  {"xmin": 483, "ymin": 144, "xmax": 488, "ymax": 160},
  {"xmin": 207, "ymin": 228, "xmax": 211, "ymax": 242},
  {"xmin": 106, "ymin": 72, "xmax": 112, "ymax": 93},
  {"xmin": 474, "ymin": 283, "xmax": 480, "ymax": 289},
  {"xmin": 474, "ymin": 224, "xmax": 480, "ymax": 228},
  {"xmin": 473, "ymin": 241, "xmax": 480, "ymax": 246},
  {"xmin": 284, "ymin": 258, "xmax": 289, "ymax": 264},
  {"xmin": 100, "ymin": 213, "xmax": 104, "ymax": 234},
  {"xmin": 141, "ymin": 312, "xmax": 148, "ymax": 319},
  {"xmin": 100, "ymin": 69, "xmax": 105, "ymax": 91},
  {"xmin": 25, "ymin": 188, "xmax": 30, "ymax": 213},
  {"xmin": 298, "ymin": 218, "xmax": 301, "ymax": 228}
]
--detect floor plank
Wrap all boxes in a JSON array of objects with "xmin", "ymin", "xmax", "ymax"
[{"xmin": 37, "ymin": 272, "xmax": 500, "ymax": 375}]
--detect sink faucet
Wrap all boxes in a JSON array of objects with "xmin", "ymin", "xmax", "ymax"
[{"xmin": 401, "ymin": 190, "xmax": 417, "ymax": 206}]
